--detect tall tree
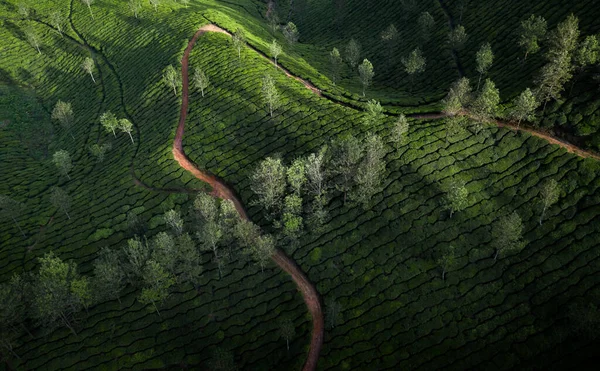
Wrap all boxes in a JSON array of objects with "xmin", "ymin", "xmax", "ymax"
[
  {"xmin": 391, "ymin": 114, "xmax": 410, "ymax": 145},
  {"xmin": 269, "ymin": 39, "xmax": 282, "ymax": 68},
  {"xmin": 82, "ymin": 57, "xmax": 96, "ymax": 83},
  {"xmin": 122, "ymin": 237, "xmax": 150, "ymax": 282},
  {"xmin": 281, "ymin": 194, "xmax": 303, "ymax": 242},
  {"xmin": 195, "ymin": 196, "xmax": 228, "ymax": 277},
  {"xmin": 470, "ymin": 78, "xmax": 500, "ymax": 123},
  {"xmin": 573, "ymin": 35, "xmax": 599, "ymax": 70},
  {"xmin": 251, "ymin": 156, "xmax": 287, "ymax": 213},
  {"xmin": 193, "ymin": 67, "xmax": 209, "ymax": 97},
  {"xmin": 88, "ymin": 143, "xmax": 111, "ymax": 162},
  {"xmin": 329, "ymin": 47, "xmax": 342, "ymax": 85},
  {"xmin": 448, "ymin": 25, "xmax": 468, "ymax": 50},
  {"xmin": 325, "ymin": 297, "xmax": 343, "ymax": 329},
  {"xmin": 345, "ymin": 38, "xmax": 361, "ymax": 68},
  {"xmin": 510, "ymin": 88, "xmax": 538, "ymax": 128},
  {"xmin": 278, "ymin": 317, "xmax": 296, "ymax": 351},
  {"xmin": 437, "ymin": 245, "xmax": 456, "ymax": 280},
  {"xmin": 442, "ymin": 78, "xmax": 472, "ymax": 116},
  {"xmin": 535, "ymin": 50, "xmax": 572, "ymax": 113},
  {"xmin": 305, "ymin": 148, "xmax": 327, "ymax": 200},
  {"xmin": 163, "ymin": 209, "xmax": 184, "ymax": 235},
  {"xmin": 50, "ymin": 186, "xmax": 72, "ymax": 219},
  {"xmin": 151, "ymin": 232, "xmax": 177, "ymax": 275},
  {"xmin": 329, "ymin": 134, "xmax": 362, "ymax": 204},
  {"xmin": 0, "ymin": 274, "xmax": 31, "ymax": 358},
  {"xmin": 358, "ymin": 59, "xmax": 374, "ymax": 96},
  {"xmin": 163, "ymin": 65, "xmax": 179, "ymax": 96},
  {"xmin": 92, "ymin": 247, "xmax": 125, "ymax": 304},
  {"xmin": 518, "ymin": 15, "xmax": 547, "ymax": 61},
  {"xmin": 250, "ymin": 234, "xmax": 276, "ymax": 272},
  {"xmin": 547, "ymin": 14, "xmax": 580, "ymax": 61},
  {"xmin": 491, "ymin": 212, "xmax": 525, "ymax": 260},
  {"xmin": 445, "ymin": 178, "xmax": 468, "ymax": 218},
  {"xmin": 401, "ymin": 48, "xmax": 426, "ymax": 93},
  {"xmin": 52, "ymin": 100, "xmax": 75, "ymax": 139},
  {"xmin": 31, "ymin": 252, "xmax": 86, "ymax": 335},
  {"xmin": 0, "ymin": 196, "xmax": 26, "ymax": 238},
  {"xmin": 81, "ymin": 0, "xmax": 94, "ymax": 19},
  {"xmin": 351, "ymin": 133, "xmax": 386, "ymax": 209},
  {"xmin": 100, "ymin": 111, "xmax": 118, "ymax": 137},
  {"xmin": 267, "ymin": 9, "xmax": 280, "ymax": 35},
  {"xmin": 128, "ymin": 0, "xmax": 142, "ymax": 18},
  {"xmin": 232, "ymin": 28, "xmax": 246, "ymax": 60},
  {"xmin": 52, "ymin": 150, "xmax": 73, "ymax": 180},
  {"xmin": 475, "ymin": 43, "xmax": 494, "ymax": 90},
  {"xmin": 139, "ymin": 260, "xmax": 175, "ymax": 316},
  {"xmin": 283, "ymin": 22, "xmax": 299, "ymax": 45},
  {"xmin": 118, "ymin": 118, "xmax": 134, "ymax": 144},
  {"xmin": 539, "ymin": 179, "xmax": 560, "ymax": 225},
  {"xmin": 261, "ymin": 74, "xmax": 281, "ymax": 117},
  {"xmin": 418, "ymin": 11, "xmax": 435, "ymax": 43},
  {"xmin": 380, "ymin": 24, "xmax": 399, "ymax": 64},
  {"xmin": 362, "ymin": 99, "xmax": 385, "ymax": 127},
  {"xmin": 287, "ymin": 158, "xmax": 306, "ymax": 196},
  {"xmin": 49, "ymin": 11, "xmax": 66, "ymax": 36},
  {"xmin": 176, "ymin": 233, "xmax": 203, "ymax": 286},
  {"xmin": 445, "ymin": 116, "xmax": 467, "ymax": 145},
  {"xmin": 23, "ymin": 25, "xmax": 42, "ymax": 54}
]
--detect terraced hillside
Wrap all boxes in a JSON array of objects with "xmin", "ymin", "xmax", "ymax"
[{"xmin": 1, "ymin": 0, "xmax": 600, "ymax": 370}]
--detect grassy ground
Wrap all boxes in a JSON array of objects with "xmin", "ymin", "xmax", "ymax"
[{"xmin": 1, "ymin": 0, "xmax": 599, "ymax": 370}]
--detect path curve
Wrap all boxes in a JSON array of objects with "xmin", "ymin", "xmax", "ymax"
[{"xmin": 173, "ymin": 24, "xmax": 323, "ymax": 371}]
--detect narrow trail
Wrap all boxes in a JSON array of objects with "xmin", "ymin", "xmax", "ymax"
[{"xmin": 173, "ymin": 25, "xmax": 323, "ymax": 371}]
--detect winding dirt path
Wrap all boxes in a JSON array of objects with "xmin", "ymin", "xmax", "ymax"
[{"xmin": 173, "ymin": 25, "xmax": 323, "ymax": 371}]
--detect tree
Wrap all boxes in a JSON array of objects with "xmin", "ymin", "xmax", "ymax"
[
  {"xmin": 475, "ymin": 43, "xmax": 494, "ymax": 90},
  {"xmin": 0, "ymin": 195, "xmax": 26, "ymax": 238},
  {"xmin": 82, "ymin": 57, "xmax": 96, "ymax": 83},
  {"xmin": 88, "ymin": 143, "xmax": 111, "ymax": 162},
  {"xmin": 442, "ymin": 78, "xmax": 472, "ymax": 117},
  {"xmin": 149, "ymin": 0, "xmax": 160, "ymax": 12},
  {"xmin": 81, "ymin": 0, "xmax": 94, "ymax": 19},
  {"xmin": 17, "ymin": 2, "xmax": 29, "ymax": 18},
  {"xmin": 281, "ymin": 194, "xmax": 303, "ymax": 241},
  {"xmin": 358, "ymin": 59, "xmax": 374, "ymax": 96},
  {"xmin": 194, "ymin": 194, "xmax": 233, "ymax": 277},
  {"xmin": 139, "ymin": 260, "xmax": 175, "ymax": 316},
  {"xmin": 305, "ymin": 147, "xmax": 327, "ymax": 200},
  {"xmin": 122, "ymin": 237, "xmax": 150, "ymax": 282},
  {"xmin": 401, "ymin": 48, "xmax": 426, "ymax": 93},
  {"xmin": 574, "ymin": 35, "xmax": 599, "ymax": 69},
  {"xmin": 329, "ymin": 47, "xmax": 342, "ymax": 85},
  {"xmin": 0, "ymin": 274, "xmax": 31, "ymax": 358},
  {"xmin": 118, "ymin": 118, "xmax": 134, "ymax": 143},
  {"xmin": 31, "ymin": 252, "xmax": 84, "ymax": 335},
  {"xmin": 471, "ymin": 78, "xmax": 500, "ymax": 123},
  {"xmin": 52, "ymin": 101, "xmax": 75, "ymax": 139},
  {"xmin": 163, "ymin": 209, "xmax": 183, "ymax": 235},
  {"xmin": 23, "ymin": 25, "xmax": 41, "ymax": 54},
  {"xmin": 52, "ymin": 150, "xmax": 73, "ymax": 180},
  {"xmin": 92, "ymin": 247, "xmax": 125, "ymax": 304},
  {"xmin": 345, "ymin": 38, "xmax": 361, "ymax": 68},
  {"xmin": 269, "ymin": 39, "xmax": 282, "ymax": 68},
  {"xmin": 547, "ymin": 14, "xmax": 579, "ymax": 61},
  {"xmin": 445, "ymin": 116, "xmax": 467, "ymax": 144},
  {"xmin": 49, "ymin": 11, "xmax": 66, "ymax": 36},
  {"xmin": 437, "ymin": 245, "xmax": 456, "ymax": 280},
  {"xmin": 267, "ymin": 9, "xmax": 280, "ymax": 35},
  {"xmin": 351, "ymin": 133, "xmax": 386, "ymax": 209},
  {"xmin": 418, "ymin": 11, "xmax": 435, "ymax": 42},
  {"xmin": 325, "ymin": 297, "xmax": 342, "ymax": 329},
  {"xmin": 362, "ymin": 99, "xmax": 385, "ymax": 127},
  {"xmin": 287, "ymin": 158, "xmax": 306, "ymax": 195},
  {"xmin": 278, "ymin": 317, "xmax": 296, "ymax": 351},
  {"xmin": 518, "ymin": 15, "xmax": 547, "ymax": 61},
  {"xmin": 510, "ymin": 88, "xmax": 538, "ymax": 128},
  {"xmin": 491, "ymin": 212, "xmax": 525, "ymax": 260},
  {"xmin": 100, "ymin": 111, "xmax": 118, "ymax": 137},
  {"xmin": 163, "ymin": 65, "xmax": 179, "ymax": 96},
  {"xmin": 448, "ymin": 25, "xmax": 468, "ymax": 50},
  {"xmin": 535, "ymin": 50, "xmax": 572, "ymax": 113},
  {"xmin": 50, "ymin": 186, "xmax": 72, "ymax": 219},
  {"xmin": 391, "ymin": 114, "xmax": 410, "ymax": 144},
  {"xmin": 232, "ymin": 28, "xmax": 246, "ymax": 60},
  {"xmin": 151, "ymin": 232, "xmax": 177, "ymax": 275},
  {"xmin": 193, "ymin": 68, "xmax": 209, "ymax": 97},
  {"xmin": 251, "ymin": 156, "xmax": 286, "ymax": 213},
  {"xmin": 70, "ymin": 276, "xmax": 92, "ymax": 312},
  {"xmin": 380, "ymin": 24, "xmax": 398, "ymax": 63},
  {"xmin": 175, "ymin": 233, "xmax": 203, "ymax": 286},
  {"xmin": 283, "ymin": 22, "xmax": 299, "ymax": 45},
  {"xmin": 329, "ymin": 134, "xmax": 362, "ymax": 204},
  {"xmin": 180, "ymin": 0, "xmax": 190, "ymax": 8},
  {"xmin": 250, "ymin": 234, "xmax": 276, "ymax": 272},
  {"xmin": 128, "ymin": 0, "xmax": 142, "ymax": 19},
  {"xmin": 261, "ymin": 74, "xmax": 281, "ymax": 117},
  {"xmin": 539, "ymin": 179, "xmax": 560, "ymax": 225},
  {"xmin": 444, "ymin": 178, "xmax": 468, "ymax": 218}
]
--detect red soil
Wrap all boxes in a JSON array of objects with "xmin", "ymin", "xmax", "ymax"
[{"xmin": 172, "ymin": 25, "xmax": 323, "ymax": 371}]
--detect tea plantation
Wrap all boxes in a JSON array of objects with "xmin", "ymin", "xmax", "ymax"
[{"xmin": 1, "ymin": 0, "xmax": 599, "ymax": 370}]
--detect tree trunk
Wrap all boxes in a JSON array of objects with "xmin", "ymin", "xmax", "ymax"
[
  {"xmin": 539, "ymin": 205, "xmax": 546, "ymax": 226},
  {"xmin": 87, "ymin": 5, "xmax": 94, "ymax": 19},
  {"xmin": 173, "ymin": 85, "xmax": 177, "ymax": 96},
  {"xmin": 112, "ymin": 129, "xmax": 116, "ymax": 137},
  {"xmin": 128, "ymin": 132, "xmax": 134, "ymax": 144},
  {"xmin": 201, "ymin": 87, "xmax": 204, "ymax": 97},
  {"xmin": 286, "ymin": 338, "xmax": 289, "ymax": 351},
  {"xmin": 449, "ymin": 209, "xmax": 454, "ymax": 218},
  {"xmin": 66, "ymin": 172, "xmax": 71, "ymax": 180},
  {"xmin": 517, "ymin": 117, "xmax": 522, "ymax": 129},
  {"xmin": 477, "ymin": 73, "xmax": 482, "ymax": 91},
  {"xmin": 65, "ymin": 208, "xmax": 71, "ymax": 220},
  {"xmin": 442, "ymin": 268, "xmax": 446, "ymax": 281},
  {"xmin": 36, "ymin": 45, "xmax": 41, "ymax": 54},
  {"xmin": 11, "ymin": 216, "xmax": 26, "ymax": 238},
  {"xmin": 90, "ymin": 72, "xmax": 96, "ymax": 84},
  {"xmin": 152, "ymin": 302, "xmax": 161, "ymax": 317},
  {"xmin": 494, "ymin": 249, "xmax": 499, "ymax": 261},
  {"xmin": 61, "ymin": 313, "xmax": 78, "ymax": 336}
]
